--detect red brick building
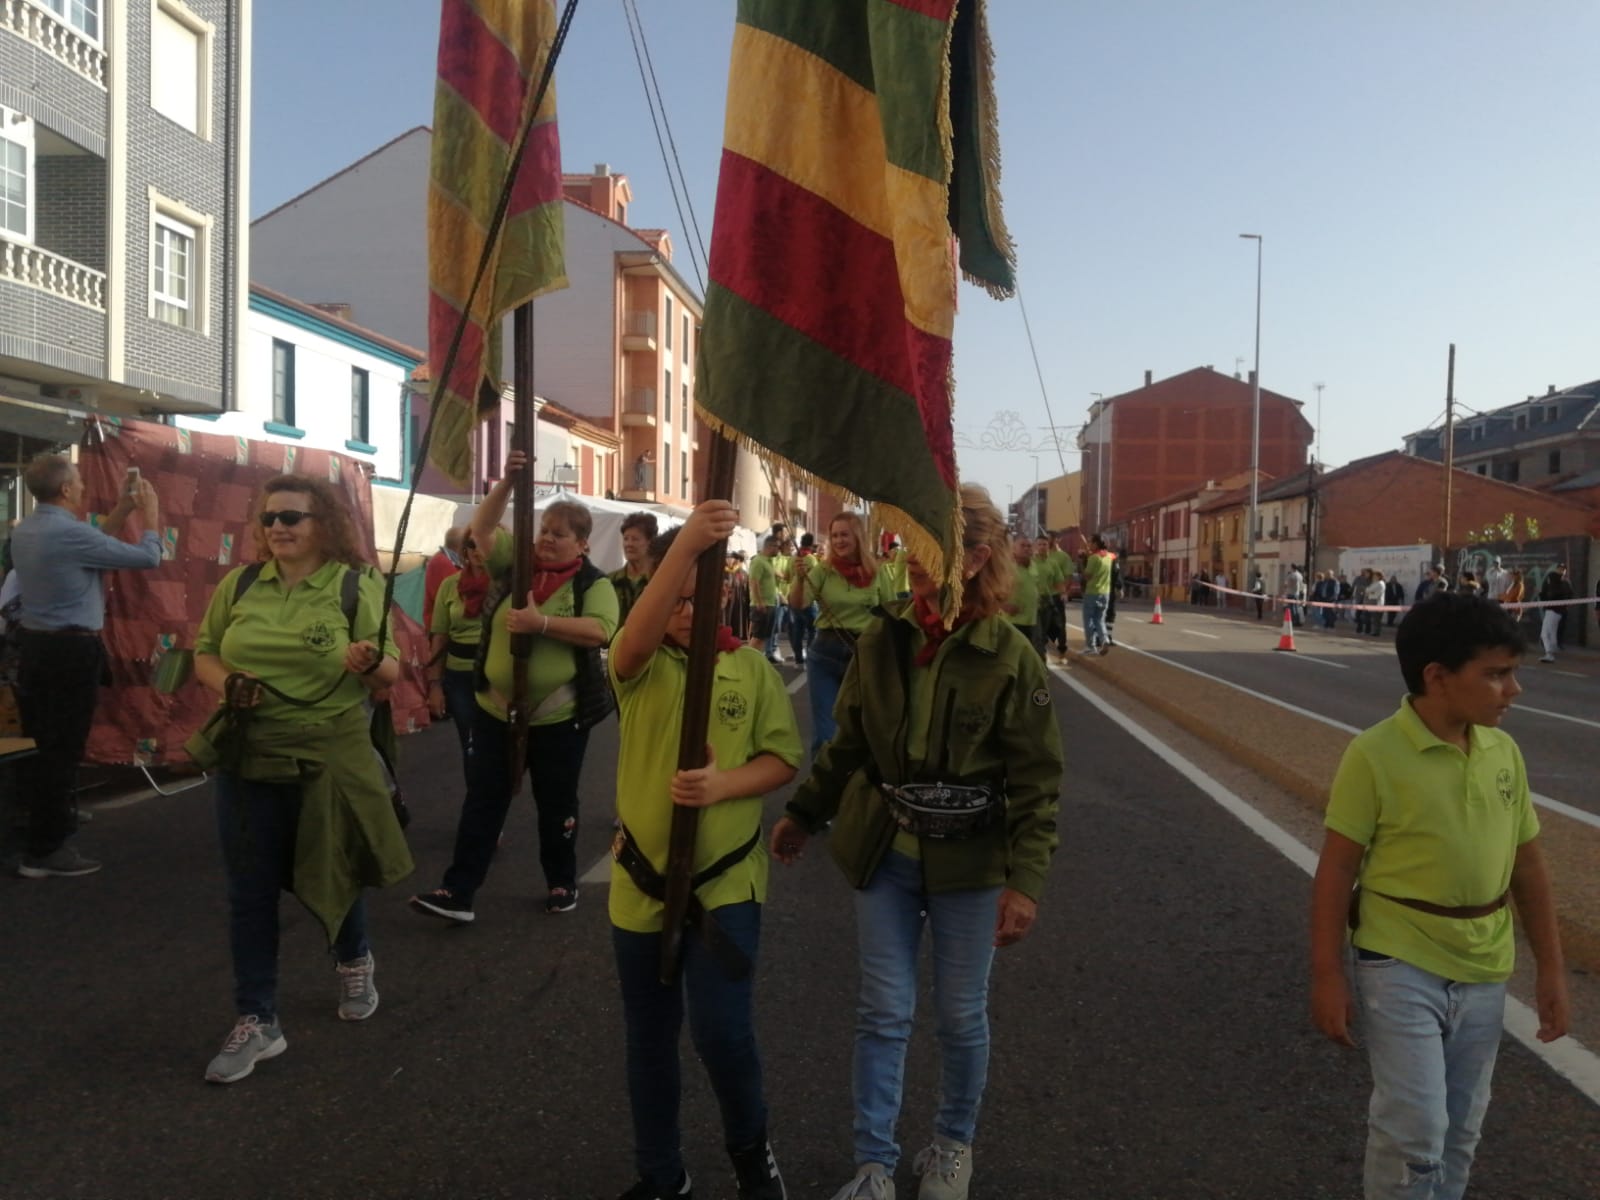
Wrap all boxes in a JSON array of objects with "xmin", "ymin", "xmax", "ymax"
[
  {"xmin": 1079, "ymin": 367, "xmax": 1313, "ymax": 532},
  {"xmin": 1314, "ymin": 451, "xmax": 1600, "ymax": 554}
]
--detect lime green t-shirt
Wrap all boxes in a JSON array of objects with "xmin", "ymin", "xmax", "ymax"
[
  {"xmin": 884, "ymin": 547, "xmax": 911, "ymax": 596},
  {"xmin": 800, "ymin": 557, "xmax": 891, "ymax": 633},
  {"xmin": 1081, "ymin": 550, "xmax": 1113, "ymax": 596},
  {"xmin": 1045, "ymin": 549, "xmax": 1071, "ymax": 593},
  {"xmin": 608, "ymin": 642, "xmax": 802, "ymax": 932},
  {"xmin": 196, "ymin": 559, "xmax": 383, "ymax": 723},
  {"xmin": 429, "ymin": 572, "xmax": 483, "ymax": 672},
  {"xmin": 747, "ymin": 552, "xmax": 779, "ymax": 606},
  {"xmin": 1005, "ymin": 558, "xmax": 1040, "ymax": 626},
  {"xmin": 609, "ymin": 566, "xmax": 649, "ymax": 625},
  {"xmin": 1325, "ymin": 697, "xmax": 1540, "ymax": 983},
  {"xmin": 476, "ymin": 529, "xmax": 620, "ymax": 726}
]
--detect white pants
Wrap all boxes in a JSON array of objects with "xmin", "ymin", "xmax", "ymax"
[{"xmin": 1540, "ymin": 610, "xmax": 1561, "ymax": 657}]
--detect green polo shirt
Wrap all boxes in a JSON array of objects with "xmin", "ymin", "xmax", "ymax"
[
  {"xmin": 748, "ymin": 553, "xmax": 779, "ymax": 607},
  {"xmin": 1082, "ymin": 550, "xmax": 1113, "ymax": 597},
  {"xmin": 884, "ymin": 547, "xmax": 911, "ymax": 596},
  {"xmin": 196, "ymin": 559, "xmax": 383, "ymax": 723},
  {"xmin": 1005, "ymin": 558, "xmax": 1040, "ymax": 626},
  {"xmin": 1044, "ymin": 549, "xmax": 1072, "ymax": 593},
  {"xmin": 1326, "ymin": 696, "xmax": 1540, "ymax": 983},
  {"xmin": 477, "ymin": 529, "xmax": 619, "ymax": 726},
  {"xmin": 608, "ymin": 642, "xmax": 802, "ymax": 932},
  {"xmin": 428, "ymin": 573, "xmax": 483, "ymax": 672},
  {"xmin": 800, "ymin": 557, "xmax": 892, "ymax": 633}
]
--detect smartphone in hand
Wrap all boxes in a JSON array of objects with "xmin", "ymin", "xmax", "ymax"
[{"xmin": 125, "ymin": 466, "xmax": 141, "ymax": 496}]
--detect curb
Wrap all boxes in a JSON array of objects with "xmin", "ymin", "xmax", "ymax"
[{"xmin": 1069, "ymin": 644, "xmax": 1600, "ymax": 976}]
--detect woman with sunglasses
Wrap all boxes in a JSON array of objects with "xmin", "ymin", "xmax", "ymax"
[
  {"xmin": 426, "ymin": 530, "xmax": 489, "ymax": 782},
  {"xmin": 189, "ymin": 475, "xmax": 413, "ymax": 1084},
  {"xmin": 410, "ymin": 450, "xmax": 618, "ymax": 924},
  {"xmin": 770, "ymin": 486, "xmax": 1062, "ymax": 1200}
]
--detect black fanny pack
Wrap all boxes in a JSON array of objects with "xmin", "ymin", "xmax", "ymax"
[{"xmin": 879, "ymin": 781, "xmax": 1002, "ymax": 840}]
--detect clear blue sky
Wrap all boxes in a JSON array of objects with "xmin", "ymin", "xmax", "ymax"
[{"xmin": 253, "ymin": 1, "xmax": 1600, "ymax": 512}]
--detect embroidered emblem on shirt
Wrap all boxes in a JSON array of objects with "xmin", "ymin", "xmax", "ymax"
[
  {"xmin": 1031, "ymin": 687, "xmax": 1050, "ymax": 708},
  {"xmin": 302, "ymin": 619, "xmax": 338, "ymax": 653},
  {"xmin": 1496, "ymin": 767, "xmax": 1514, "ymax": 806},
  {"xmin": 716, "ymin": 689, "xmax": 749, "ymax": 728},
  {"xmin": 956, "ymin": 703, "xmax": 990, "ymax": 738}
]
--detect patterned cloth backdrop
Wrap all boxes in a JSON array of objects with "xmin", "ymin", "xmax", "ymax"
[{"xmin": 77, "ymin": 417, "xmax": 433, "ymax": 767}]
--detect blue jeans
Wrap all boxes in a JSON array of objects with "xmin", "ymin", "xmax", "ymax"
[
  {"xmin": 852, "ymin": 851, "xmax": 1001, "ymax": 1168},
  {"xmin": 766, "ymin": 603, "xmax": 790, "ymax": 660},
  {"xmin": 440, "ymin": 667, "xmax": 477, "ymax": 784},
  {"xmin": 1354, "ymin": 952, "xmax": 1506, "ymax": 1200},
  {"xmin": 790, "ymin": 602, "xmax": 817, "ymax": 661},
  {"xmin": 1082, "ymin": 593, "xmax": 1109, "ymax": 649},
  {"xmin": 806, "ymin": 629, "xmax": 854, "ymax": 757},
  {"xmin": 613, "ymin": 902, "xmax": 767, "ymax": 1187},
  {"xmin": 442, "ymin": 706, "xmax": 590, "ymax": 900},
  {"xmin": 215, "ymin": 773, "xmax": 369, "ymax": 1020}
]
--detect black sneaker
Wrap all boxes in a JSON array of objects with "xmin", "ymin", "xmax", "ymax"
[
  {"xmin": 730, "ymin": 1137, "xmax": 787, "ymax": 1200},
  {"xmin": 618, "ymin": 1172, "xmax": 692, "ymax": 1200},
  {"xmin": 409, "ymin": 888, "xmax": 475, "ymax": 924},
  {"xmin": 545, "ymin": 886, "xmax": 579, "ymax": 914}
]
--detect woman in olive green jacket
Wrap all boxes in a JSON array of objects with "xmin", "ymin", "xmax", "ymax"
[{"xmin": 771, "ymin": 485, "xmax": 1062, "ymax": 1200}]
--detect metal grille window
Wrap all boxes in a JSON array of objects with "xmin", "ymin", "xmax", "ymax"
[
  {"xmin": 351, "ymin": 368, "xmax": 370, "ymax": 444},
  {"xmin": 271, "ymin": 340, "xmax": 295, "ymax": 426},
  {"xmin": 152, "ymin": 215, "xmax": 194, "ymax": 326}
]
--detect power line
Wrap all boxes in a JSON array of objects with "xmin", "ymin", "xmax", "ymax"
[{"xmin": 1015, "ymin": 281, "xmax": 1071, "ymax": 479}]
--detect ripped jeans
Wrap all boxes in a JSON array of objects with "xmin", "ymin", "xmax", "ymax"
[{"xmin": 1354, "ymin": 950, "xmax": 1506, "ymax": 1200}]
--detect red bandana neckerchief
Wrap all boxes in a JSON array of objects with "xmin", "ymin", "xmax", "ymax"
[
  {"xmin": 530, "ymin": 558, "xmax": 583, "ymax": 606},
  {"xmin": 668, "ymin": 626, "xmax": 747, "ymax": 656},
  {"xmin": 832, "ymin": 557, "xmax": 874, "ymax": 589},
  {"xmin": 457, "ymin": 567, "xmax": 490, "ymax": 619},
  {"xmin": 912, "ymin": 594, "xmax": 974, "ymax": 666}
]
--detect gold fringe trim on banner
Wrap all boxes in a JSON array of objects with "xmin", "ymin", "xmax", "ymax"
[{"xmin": 961, "ymin": 0, "xmax": 1015, "ymax": 301}]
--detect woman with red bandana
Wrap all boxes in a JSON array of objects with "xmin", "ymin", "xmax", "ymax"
[
  {"xmin": 787, "ymin": 511, "xmax": 891, "ymax": 758},
  {"xmin": 770, "ymin": 485, "xmax": 1062, "ymax": 1200},
  {"xmin": 411, "ymin": 452, "xmax": 618, "ymax": 924},
  {"xmin": 425, "ymin": 530, "xmax": 490, "ymax": 783}
]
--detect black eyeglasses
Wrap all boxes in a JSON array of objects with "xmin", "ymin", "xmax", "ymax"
[
  {"xmin": 673, "ymin": 595, "xmax": 695, "ymax": 611},
  {"xmin": 259, "ymin": 510, "xmax": 314, "ymax": 528}
]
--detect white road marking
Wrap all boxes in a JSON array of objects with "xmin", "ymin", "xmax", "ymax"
[
  {"xmin": 1055, "ymin": 668, "xmax": 1600, "ymax": 1108},
  {"xmin": 1067, "ymin": 623, "xmax": 1600, "ymax": 832},
  {"xmin": 1282, "ymin": 653, "xmax": 1350, "ymax": 670},
  {"xmin": 1552, "ymin": 670, "xmax": 1586, "ymax": 679},
  {"xmin": 786, "ymin": 672, "xmax": 807, "ymax": 695},
  {"xmin": 1180, "ymin": 629, "xmax": 1220, "ymax": 640},
  {"xmin": 1514, "ymin": 704, "xmax": 1600, "ymax": 732},
  {"xmin": 581, "ymin": 850, "xmax": 614, "ymax": 885}
]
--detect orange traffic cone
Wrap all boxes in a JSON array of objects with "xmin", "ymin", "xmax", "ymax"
[
  {"xmin": 1151, "ymin": 595, "xmax": 1164, "ymax": 624},
  {"xmin": 1273, "ymin": 605, "xmax": 1297, "ymax": 652}
]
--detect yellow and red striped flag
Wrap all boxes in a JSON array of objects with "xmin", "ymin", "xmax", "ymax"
[
  {"xmin": 427, "ymin": 0, "xmax": 568, "ymax": 488},
  {"xmin": 697, "ymin": 0, "xmax": 1015, "ymax": 597}
]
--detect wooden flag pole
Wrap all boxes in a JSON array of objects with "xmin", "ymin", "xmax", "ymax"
[
  {"xmin": 507, "ymin": 302, "xmax": 538, "ymax": 792},
  {"xmin": 660, "ymin": 429, "xmax": 740, "ymax": 983}
]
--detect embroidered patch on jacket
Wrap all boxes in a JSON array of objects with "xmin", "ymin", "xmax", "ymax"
[{"xmin": 1031, "ymin": 687, "xmax": 1051, "ymax": 708}]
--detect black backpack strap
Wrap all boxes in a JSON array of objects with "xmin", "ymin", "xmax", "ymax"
[
  {"xmin": 340, "ymin": 567, "xmax": 362, "ymax": 640},
  {"xmin": 232, "ymin": 561, "xmax": 264, "ymax": 605}
]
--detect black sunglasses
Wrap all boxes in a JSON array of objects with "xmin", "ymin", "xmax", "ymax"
[{"xmin": 259, "ymin": 510, "xmax": 314, "ymax": 528}]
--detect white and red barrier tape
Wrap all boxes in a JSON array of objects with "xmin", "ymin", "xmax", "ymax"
[{"xmin": 1194, "ymin": 579, "xmax": 1596, "ymax": 615}]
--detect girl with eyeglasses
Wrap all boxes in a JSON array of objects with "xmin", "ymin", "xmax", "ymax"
[{"xmin": 189, "ymin": 474, "xmax": 413, "ymax": 1084}]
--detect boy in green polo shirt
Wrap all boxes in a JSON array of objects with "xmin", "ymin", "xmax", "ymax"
[
  {"xmin": 1309, "ymin": 592, "xmax": 1567, "ymax": 1200},
  {"xmin": 607, "ymin": 500, "xmax": 801, "ymax": 1200}
]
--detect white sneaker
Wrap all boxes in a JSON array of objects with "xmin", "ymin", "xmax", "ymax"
[
  {"xmin": 336, "ymin": 951, "xmax": 379, "ymax": 1021},
  {"xmin": 829, "ymin": 1163, "xmax": 895, "ymax": 1200},
  {"xmin": 205, "ymin": 1015, "xmax": 286, "ymax": 1083},
  {"xmin": 912, "ymin": 1136, "xmax": 972, "ymax": 1200},
  {"xmin": 1539, "ymin": 655, "xmax": 1556, "ymax": 663}
]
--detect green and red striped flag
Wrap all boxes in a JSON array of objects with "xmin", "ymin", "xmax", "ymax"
[
  {"xmin": 697, "ymin": 0, "xmax": 1015, "ymax": 596},
  {"xmin": 427, "ymin": 0, "xmax": 567, "ymax": 488}
]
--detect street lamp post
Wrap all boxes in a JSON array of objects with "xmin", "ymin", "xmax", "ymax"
[
  {"xmin": 1240, "ymin": 233, "xmax": 1263, "ymax": 592},
  {"xmin": 1089, "ymin": 392, "xmax": 1104, "ymax": 531}
]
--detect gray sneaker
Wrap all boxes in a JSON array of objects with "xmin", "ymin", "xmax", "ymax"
[
  {"xmin": 912, "ymin": 1137, "xmax": 971, "ymax": 1200},
  {"xmin": 829, "ymin": 1164, "xmax": 895, "ymax": 1200},
  {"xmin": 205, "ymin": 1015, "xmax": 286, "ymax": 1083},
  {"xmin": 336, "ymin": 952, "xmax": 378, "ymax": 1021},
  {"xmin": 17, "ymin": 845, "xmax": 102, "ymax": 878}
]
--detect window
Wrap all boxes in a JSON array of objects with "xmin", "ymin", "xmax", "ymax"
[
  {"xmin": 1514, "ymin": 413, "xmax": 1527, "ymax": 430},
  {"xmin": 39, "ymin": 0, "xmax": 100, "ymax": 41},
  {"xmin": 1476, "ymin": 464, "xmax": 1487, "ymax": 476},
  {"xmin": 1548, "ymin": 450, "xmax": 1561, "ymax": 475},
  {"xmin": 682, "ymin": 314, "xmax": 690, "ymax": 364},
  {"xmin": 680, "ymin": 450, "xmax": 688, "ymax": 500},
  {"xmin": 152, "ymin": 214, "xmax": 195, "ymax": 326},
  {"xmin": 664, "ymin": 294, "xmax": 673, "ymax": 350},
  {"xmin": 350, "ymin": 368, "xmax": 370, "ymax": 444},
  {"xmin": 151, "ymin": 0, "xmax": 213, "ymax": 137},
  {"xmin": 0, "ymin": 109, "xmax": 32, "ymax": 242},
  {"xmin": 662, "ymin": 449, "xmax": 671, "ymax": 495},
  {"xmin": 271, "ymin": 340, "xmax": 295, "ymax": 426},
  {"xmin": 663, "ymin": 367, "xmax": 672, "ymax": 424},
  {"xmin": 681, "ymin": 381, "xmax": 689, "ymax": 431},
  {"xmin": 1547, "ymin": 405, "xmax": 1559, "ymax": 423}
]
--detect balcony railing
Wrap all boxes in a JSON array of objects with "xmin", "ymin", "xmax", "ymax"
[
  {"xmin": 0, "ymin": 236, "xmax": 106, "ymax": 310},
  {"xmin": 625, "ymin": 310, "xmax": 658, "ymax": 338},
  {"xmin": 1, "ymin": 0, "xmax": 107, "ymax": 87},
  {"xmin": 624, "ymin": 387, "xmax": 656, "ymax": 415}
]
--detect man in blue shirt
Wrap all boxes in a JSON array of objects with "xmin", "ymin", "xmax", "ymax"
[{"xmin": 11, "ymin": 452, "xmax": 161, "ymax": 878}]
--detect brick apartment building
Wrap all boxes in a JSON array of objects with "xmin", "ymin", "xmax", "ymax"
[
  {"xmin": 1078, "ymin": 366, "xmax": 1313, "ymax": 534},
  {"xmin": 0, "ymin": 0, "xmax": 251, "ymax": 522}
]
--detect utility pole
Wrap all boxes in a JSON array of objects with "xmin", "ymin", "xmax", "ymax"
[
  {"xmin": 1240, "ymin": 233, "xmax": 1263, "ymax": 593},
  {"xmin": 1442, "ymin": 344, "xmax": 1455, "ymax": 565},
  {"xmin": 1089, "ymin": 392, "xmax": 1104, "ymax": 531}
]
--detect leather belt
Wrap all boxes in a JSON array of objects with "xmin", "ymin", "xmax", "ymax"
[{"xmin": 1374, "ymin": 889, "xmax": 1509, "ymax": 920}]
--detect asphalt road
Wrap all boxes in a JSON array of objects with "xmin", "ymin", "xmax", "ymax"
[
  {"xmin": 1087, "ymin": 600, "xmax": 1600, "ymax": 818},
  {"xmin": 2, "ymin": 666, "xmax": 1597, "ymax": 1200}
]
